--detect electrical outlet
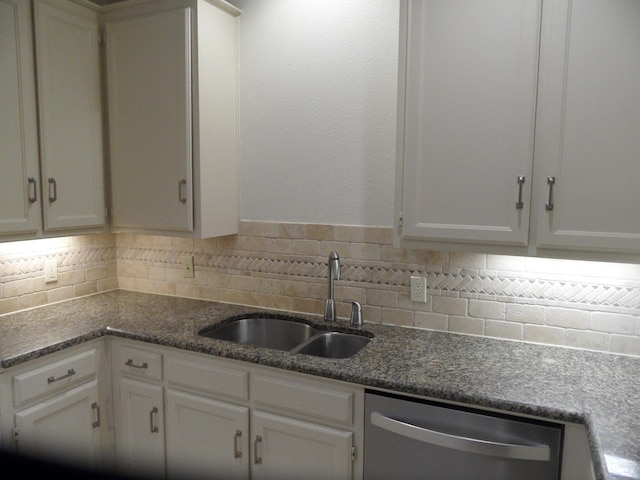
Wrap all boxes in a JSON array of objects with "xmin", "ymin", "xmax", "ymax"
[
  {"xmin": 410, "ymin": 275, "xmax": 427, "ymax": 303},
  {"xmin": 181, "ymin": 255, "xmax": 195, "ymax": 278},
  {"xmin": 44, "ymin": 259, "xmax": 58, "ymax": 283}
]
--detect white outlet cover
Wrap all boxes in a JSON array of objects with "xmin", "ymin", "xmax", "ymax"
[
  {"xmin": 410, "ymin": 275, "xmax": 427, "ymax": 303},
  {"xmin": 44, "ymin": 259, "xmax": 58, "ymax": 283}
]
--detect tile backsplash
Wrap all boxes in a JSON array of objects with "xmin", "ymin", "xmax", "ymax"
[{"xmin": 2, "ymin": 221, "xmax": 639, "ymax": 356}]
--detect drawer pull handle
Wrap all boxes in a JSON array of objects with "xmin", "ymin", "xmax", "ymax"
[
  {"xmin": 545, "ymin": 176, "xmax": 556, "ymax": 211},
  {"xmin": 254, "ymin": 435, "xmax": 262, "ymax": 464},
  {"xmin": 48, "ymin": 177, "xmax": 57, "ymax": 203},
  {"xmin": 47, "ymin": 368, "xmax": 76, "ymax": 384},
  {"xmin": 150, "ymin": 407, "xmax": 159, "ymax": 433},
  {"xmin": 516, "ymin": 176, "xmax": 525, "ymax": 209},
  {"xmin": 28, "ymin": 177, "xmax": 38, "ymax": 203},
  {"xmin": 178, "ymin": 179, "xmax": 187, "ymax": 204},
  {"xmin": 92, "ymin": 402, "xmax": 101, "ymax": 428},
  {"xmin": 234, "ymin": 430, "xmax": 243, "ymax": 459},
  {"xmin": 125, "ymin": 359, "xmax": 148, "ymax": 369}
]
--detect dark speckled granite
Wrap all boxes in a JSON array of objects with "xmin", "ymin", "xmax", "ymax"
[{"xmin": 1, "ymin": 290, "xmax": 638, "ymax": 480}]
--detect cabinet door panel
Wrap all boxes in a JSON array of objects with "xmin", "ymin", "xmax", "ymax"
[
  {"xmin": 106, "ymin": 7, "xmax": 193, "ymax": 232},
  {"xmin": 252, "ymin": 410, "xmax": 353, "ymax": 480},
  {"xmin": 34, "ymin": 0, "xmax": 105, "ymax": 231},
  {"xmin": 14, "ymin": 380, "xmax": 101, "ymax": 469},
  {"xmin": 0, "ymin": 0, "xmax": 41, "ymax": 236},
  {"xmin": 399, "ymin": 0, "xmax": 541, "ymax": 246},
  {"xmin": 165, "ymin": 389, "xmax": 249, "ymax": 480},
  {"xmin": 534, "ymin": 0, "xmax": 640, "ymax": 252}
]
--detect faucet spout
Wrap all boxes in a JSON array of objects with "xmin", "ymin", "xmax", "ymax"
[{"xmin": 324, "ymin": 251, "xmax": 341, "ymax": 322}]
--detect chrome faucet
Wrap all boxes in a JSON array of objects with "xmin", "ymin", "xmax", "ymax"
[{"xmin": 324, "ymin": 251, "xmax": 341, "ymax": 323}]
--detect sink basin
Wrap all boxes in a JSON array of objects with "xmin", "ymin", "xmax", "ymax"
[
  {"xmin": 199, "ymin": 317, "xmax": 317, "ymax": 351},
  {"xmin": 292, "ymin": 332, "xmax": 371, "ymax": 359}
]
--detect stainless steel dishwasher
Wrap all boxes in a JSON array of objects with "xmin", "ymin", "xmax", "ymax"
[{"xmin": 364, "ymin": 391, "xmax": 563, "ymax": 480}]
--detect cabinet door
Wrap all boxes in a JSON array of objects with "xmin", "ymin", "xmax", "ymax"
[
  {"xmin": 251, "ymin": 410, "xmax": 353, "ymax": 480},
  {"xmin": 533, "ymin": 0, "xmax": 640, "ymax": 253},
  {"xmin": 165, "ymin": 389, "xmax": 249, "ymax": 480},
  {"xmin": 0, "ymin": 0, "xmax": 41, "ymax": 237},
  {"xmin": 397, "ymin": 0, "xmax": 541, "ymax": 246},
  {"xmin": 115, "ymin": 377, "xmax": 165, "ymax": 478},
  {"xmin": 33, "ymin": 0, "xmax": 105, "ymax": 231},
  {"xmin": 14, "ymin": 380, "xmax": 102, "ymax": 469},
  {"xmin": 105, "ymin": 7, "xmax": 193, "ymax": 232}
]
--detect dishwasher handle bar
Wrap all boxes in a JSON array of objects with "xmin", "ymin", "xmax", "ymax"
[{"xmin": 370, "ymin": 411, "xmax": 551, "ymax": 462}]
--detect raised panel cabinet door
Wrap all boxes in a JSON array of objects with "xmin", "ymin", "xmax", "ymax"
[
  {"xmin": 14, "ymin": 380, "xmax": 102, "ymax": 469},
  {"xmin": 0, "ymin": 0, "xmax": 41, "ymax": 236},
  {"xmin": 115, "ymin": 377, "xmax": 165, "ymax": 478},
  {"xmin": 398, "ymin": 0, "xmax": 541, "ymax": 246},
  {"xmin": 105, "ymin": 7, "xmax": 193, "ymax": 232},
  {"xmin": 33, "ymin": 0, "xmax": 105, "ymax": 231},
  {"xmin": 251, "ymin": 410, "xmax": 353, "ymax": 480},
  {"xmin": 165, "ymin": 389, "xmax": 249, "ymax": 480},
  {"xmin": 533, "ymin": 0, "xmax": 640, "ymax": 253}
]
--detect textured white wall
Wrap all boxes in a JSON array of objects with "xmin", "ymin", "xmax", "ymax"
[{"xmin": 237, "ymin": 0, "xmax": 399, "ymax": 226}]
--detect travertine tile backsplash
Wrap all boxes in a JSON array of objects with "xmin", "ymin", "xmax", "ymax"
[{"xmin": 2, "ymin": 221, "xmax": 639, "ymax": 356}]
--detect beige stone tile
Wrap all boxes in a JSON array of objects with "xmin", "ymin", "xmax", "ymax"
[
  {"xmin": 486, "ymin": 320, "xmax": 523, "ymax": 340},
  {"xmin": 266, "ymin": 238, "xmax": 292, "ymax": 254},
  {"xmin": 366, "ymin": 289, "xmax": 398, "ymax": 308},
  {"xmin": 334, "ymin": 225, "xmax": 365, "ymax": 243},
  {"xmin": 172, "ymin": 237, "xmax": 195, "ymax": 251},
  {"xmin": 414, "ymin": 312, "xmax": 448, "ymax": 331},
  {"xmin": 307, "ymin": 224, "xmax": 335, "ymax": 241},
  {"xmin": 230, "ymin": 274, "xmax": 258, "ymax": 291},
  {"xmin": 197, "ymin": 285, "xmax": 220, "ymax": 302},
  {"xmin": 291, "ymin": 297, "xmax": 325, "ymax": 317},
  {"xmin": 362, "ymin": 305, "xmax": 381, "ymax": 323},
  {"xmin": 380, "ymin": 308, "xmax": 413, "ymax": 326},
  {"xmin": 235, "ymin": 236, "xmax": 266, "ymax": 253},
  {"xmin": 590, "ymin": 312, "xmax": 636, "ymax": 335},
  {"xmin": 175, "ymin": 283, "xmax": 198, "ymax": 299},
  {"xmin": 349, "ymin": 243, "xmax": 381, "ymax": 261},
  {"xmin": 545, "ymin": 307, "xmax": 589, "ymax": 329},
  {"xmin": 47, "ymin": 286, "xmax": 74, "ymax": 304},
  {"xmin": 18, "ymin": 291, "xmax": 49, "ymax": 311},
  {"xmin": 523, "ymin": 324, "xmax": 564, "ymax": 345},
  {"xmin": 432, "ymin": 296, "xmax": 467, "ymax": 316},
  {"xmin": 486, "ymin": 255, "xmax": 526, "ymax": 273},
  {"xmin": 412, "ymin": 249, "xmax": 449, "ymax": 267},
  {"xmin": 278, "ymin": 223, "xmax": 307, "ymax": 239},
  {"xmin": 362, "ymin": 227, "xmax": 393, "ymax": 245},
  {"xmin": 74, "ymin": 281, "xmax": 98, "ymax": 298},
  {"xmin": 319, "ymin": 241, "xmax": 350, "ymax": 258},
  {"xmin": 86, "ymin": 266, "xmax": 108, "ymax": 281},
  {"xmin": 251, "ymin": 221, "xmax": 281, "ymax": 238},
  {"xmin": 506, "ymin": 303, "xmax": 545, "ymax": 324},
  {"xmin": 97, "ymin": 277, "xmax": 118, "ymax": 292},
  {"xmin": 609, "ymin": 335, "xmax": 640, "ymax": 356},
  {"xmin": 117, "ymin": 277, "xmax": 136, "ymax": 291},
  {"xmin": 468, "ymin": 299, "xmax": 505, "ymax": 320},
  {"xmin": 4, "ymin": 278, "xmax": 35, "ymax": 297},
  {"xmin": 398, "ymin": 293, "xmax": 432, "ymax": 312},
  {"xmin": 450, "ymin": 252, "xmax": 486, "ymax": 269},
  {"xmin": 449, "ymin": 316, "xmax": 485, "ymax": 335},
  {"xmin": 0, "ymin": 297, "xmax": 21, "ymax": 315},
  {"xmin": 292, "ymin": 239, "xmax": 321, "ymax": 256},
  {"xmin": 380, "ymin": 245, "xmax": 411, "ymax": 263},
  {"xmin": 564, "ymin": 329, "xmax": 609, "ymax": 352}
]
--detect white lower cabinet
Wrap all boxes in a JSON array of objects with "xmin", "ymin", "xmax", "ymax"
[{"xmin": 110, "ymin": 339, "xmax": 363, "ymax": 479}]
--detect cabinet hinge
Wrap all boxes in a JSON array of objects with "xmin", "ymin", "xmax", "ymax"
[
  {"xmin": 351, "ymin": 445, "xmax": 357, "ymax": 461},
  {"xmin": 12, "ymin": 427, "xmax": 18, "ymax": 441},
  {"xmin": 398, "ymin": 213, "xmax": 404, "ymax": 228}
]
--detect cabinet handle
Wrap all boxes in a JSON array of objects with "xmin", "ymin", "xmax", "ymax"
[
  {"xmin": 515, "ymin": 176, "xmax": 525, "ymax": 209},
  {"xmin": 545, "ymin": 176, "xmax": 556, "ymax": 211},
  {"xmin": 150, "ymin": 407, "xmax": 159, "ymax": 433},
  {"xmin": 234, "ymin": 430, "xmax": 243, "ymax": 459},
  {"xmin": 125, "ymin": 359, "xmax": 148, "ymax": 369},
  {"xmin": 178, "ymin": 179, "xmax": 187, "ymax": 204},
  {"xmin": 28, "ymin": 177, "xmax": 38, "ymax": 203},
  {"xmin": 253, "ymin": 435, "xmax": 262, "ymax": 464},
  {"xmin": 92, "ymin": 402, "xmax": 101, "ymax": 428},
  {"xmin": 47, "ymin": 368, "xmax": 76, "ymax": 384},
  {"xmin": 48, "ymin": 177, "xmax": 57, "ymax": 203}
]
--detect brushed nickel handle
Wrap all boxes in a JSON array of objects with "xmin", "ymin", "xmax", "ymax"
[
  {"xmin": 92, "ymin": 402, "xmax": 101, "ymax": 428},
  {"xmin": 178, "ymin": 179, "xmax": 187, "ymax": 204},
  {"xmin": 28, "ymin": 177, "xmax": 37, "ymax": 203},
  {"xmin": 125, "ymin": 359, "xmax": 148, "ymax": 369},
  {"xmin": 47, "ymin": 368, "xmax": 76, "ymax": 384},
  {"xmin": 150, "ymin": 407, "xmax": 159, "ymax": 433},
  {"xmin": 545, "ymin": 176, "xmax": 556, "ymax": 211},
  {"xmin": 253, "ymin": 435, "xmax": 262, "ymax": 464},
  {"xmin": 234, "ymin": 430, "xmax": 243, "ymax": 459},
  {"xmin": 516, "ymin": 176, "xmax": 525, "ymax": 209},
  {"xmin": 48, "ymin": 177, "xmax": 57, "ymax": 203}
]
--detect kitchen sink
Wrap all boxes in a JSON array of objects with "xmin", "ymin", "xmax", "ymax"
[
  {"xmin": 291, "ymin": 331, "xmax": 371, "ymax": 359},
  {"xmin": 199, "ymin": 317, "xmax": 317, "ymax": 351},
  {"xmin": 199, "ymin": 316, "xmax": 372, "ymax": 358}
]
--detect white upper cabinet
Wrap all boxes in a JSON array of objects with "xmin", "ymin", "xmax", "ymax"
[
  {"xmin": 532, "ymin": 0, "xmax": 640, "ymax": 255},
  {"xmin": 0, "ymin": 0, "xmax": 41, "ymax": 237},
  {"xmin": 396, "ymin": 0, "xmax": 541, "ymax": 247},
  {"xmin": 104, "ymin": 0, "xmax": 240, "ymax": 238},
  {"xmin": 396, "ymin": 0, "xmax": 640, "ymax": 259},
  {"xmin": 34, "ymin": 0, "xmax": 106, "ymax": 231}
]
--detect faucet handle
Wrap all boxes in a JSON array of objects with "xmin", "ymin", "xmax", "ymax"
[{"xmin": 347, "ymin": 300, "xmax": 363, "ymax": 328}]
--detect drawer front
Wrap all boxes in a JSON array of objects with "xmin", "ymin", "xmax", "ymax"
[
  {"xmin": 252, "ymin": 373, "xmax": 354, "ymax": 425},
  {"xmin": 117, "ymin": 344, "xmax": 162, "ymax": 381},
  {"xmin": 13, "ymin": 348, "xmax": 98, "ymax": 406},
  {"xmin": 165, "ymin": 355, "xmax": 248, "ymax": 401}
]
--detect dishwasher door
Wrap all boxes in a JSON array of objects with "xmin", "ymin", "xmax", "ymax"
[{"xmin": 364, "ymin": 392, "xmax": 563, "ymax": 480}]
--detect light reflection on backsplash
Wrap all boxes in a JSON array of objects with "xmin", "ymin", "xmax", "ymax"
[{"xmin": 1, "ymin": 223, "xmax": 639, "ymax": 356}]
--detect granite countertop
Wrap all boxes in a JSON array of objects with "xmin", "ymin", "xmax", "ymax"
[{"xmin": 1, "ymin": 290, "xmax": 638, "ymax": 480}]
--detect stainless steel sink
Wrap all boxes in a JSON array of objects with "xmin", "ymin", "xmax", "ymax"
[
  {"xmin": 199, "ymin": 317, "xmax": 317, "ymax": 351},
  {"xmin": 291, "ymin": 331, "xmax": 371, "ymax": 359}
]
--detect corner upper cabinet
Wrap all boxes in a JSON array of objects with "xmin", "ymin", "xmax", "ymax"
[
  {"xmin": 104, "ymin": 0, "xmax": 240, "ymax": 238},
  {"xmin": 0, "ymin": 0, "xmax": 41, "ymax": 238},
  {"xmin": 532, "ymin": 0, "xmax": 640, "ymax": 255},
  {"xmin": 34, "ymin": 0, "xmax": 106, "ymax": 232},
  {"xmin": 395, "ymin": 0, "xmax": 541, "ymax": 249}
]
